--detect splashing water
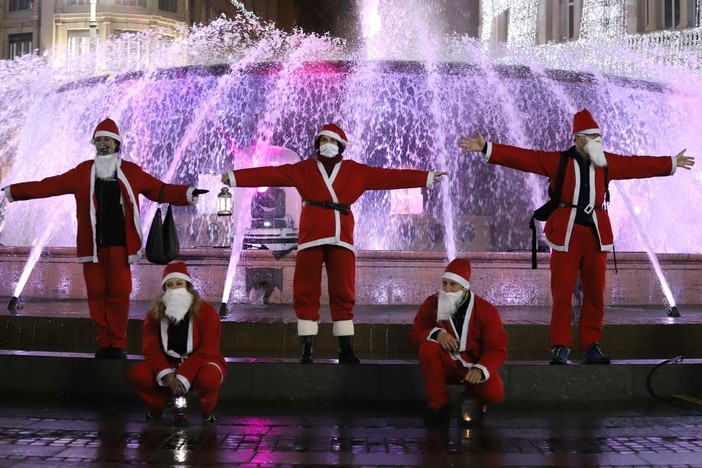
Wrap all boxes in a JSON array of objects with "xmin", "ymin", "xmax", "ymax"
[
  {"xmin": 0, "ymin": 3, "xmax": 700, "ymax": 302},
  {"xmin": 613, "ymin": 183, "xmax": 676, "ymax": 308}
]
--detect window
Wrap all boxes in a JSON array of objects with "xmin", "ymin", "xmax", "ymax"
[
  {"xmin": 68, "ymin": 0, "xmax": 89, "ymax": 5},
  {"xmin": 567, "ymin": 0, "xmax": 576, "ymax": 39},
  {"xmin": 9, "ymin": 33, "xmax": 33, "ymax": 58},
  {"xmin": 67, "ymin": 30, "xmax": 93, "ymax": 58},
  {"xmin": 663, "ymin": 0, "xmax": 681, "ymax": 29},
  {"xmin": 158, "ymin": 0, "xmax": 177, "ymax": 13},
  {"xmin": 118, "ymin": 0, "xmax": 147, "ymax": 7},
  {"xmin": 8, "ymin": 0, "xmax": 32, "ymax": 12}
]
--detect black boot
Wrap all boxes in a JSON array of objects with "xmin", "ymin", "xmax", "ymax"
[
  {"xmin": 338, "ymin": 336, "xmax": 360, "ymax": 365},
  {"xmin": 300, "ymin": 336, "xmax": 314, "ymax": 364}
]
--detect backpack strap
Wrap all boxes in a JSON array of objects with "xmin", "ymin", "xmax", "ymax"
[{"xmin": 530, "ymin": 151, "xmax": 570, "ymax": 269}]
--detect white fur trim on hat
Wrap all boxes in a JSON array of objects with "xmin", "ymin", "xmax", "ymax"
[
  {"xmin": 161, "ymin": 272, "xmax": 191, "ymax": 287},
  {"xmin": 575, "ymin": 128, "xmax": 601, "ymax": 136},
  {"xmin": 442, "ymin": 272, "xmax": 470, "ymax": 290},
  {"xmin": 333, "ymin": 320, "xmax": 354, "ymax": 337},
  {"xmin": 93, "ymin": 130, "xmax": 121, "ymax": 143},
  {"xmin": 318, "ymin": 129, "xmax": 348, "ymax": 146}
]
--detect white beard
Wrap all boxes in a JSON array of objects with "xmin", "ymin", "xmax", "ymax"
[
  {"xmin": 162, "ymin": 288, "xmax": 193, "ymax": 324},
  {"xmin": 437, "ymin": 290, "xmax": 465, "ymax": 321},
  {"xmin": 585, "ymin": 138, "xmax": 607, "ymax": 168},
  {"xmin": 95, "ymin": 153, "xmax": 120, "ymax": 180}
]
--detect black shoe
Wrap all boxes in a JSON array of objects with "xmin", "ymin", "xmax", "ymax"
[
  {"xmin": 95, "ymin": 347, "xmax": 111, "ymax": 359},
  {"xmin": 423, "ymin": 404, "xmax": 451, "ymax": 426},
  {"xmin": 549, "ymin": 345, "xmax": 570, "ymax": 365},
  {"xmin": 146, "ymin": 400, "xmax": 174, "ymax": 421},
  {"xmin": 584, "ymin": 342, "xmax": 611, "ymax": 364},
  {"xmin": 300, "ymin": 336, "xmax": 314, "ymax": 364},
  {"xmin": 203, "ymin": 413, "xmax": 218, "ymax": 424},
  {"xmin": 458, "ymin": 395, "xmax": 485, "ymax": 428},
  {"xmin": 338, "ymin": 336, "xmax": 360, "ymax": 365},
  {"xmin": 108, "ymin": 347, "xmax": 127, "ymax": 359}
]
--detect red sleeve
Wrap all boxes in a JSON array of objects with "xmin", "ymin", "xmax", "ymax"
[
  {"xmin": 232, "ymin": 164, "xmax": 301, "ymax": 188},
  {"xmin": 8, "ymin": 168, "xmax": 78, "ymax": 201},
  {"xmin": 489, "ymin": 143, "xmax": 561, "ymax": 178},
  {"xmin": 141, "ymin": 311, "xmax": 174, "ymax": 374},
  {"xmin": 473, "ymin": 298, "xmax": 507, "ymax": 377},
  {"xmin": 605, "ymin": 153, "xmax": 673, "ymax": 181},
  {"xmin": 409, "ymin": 295, "xmax": 440, "ymax": 350},
  {"xmin": 359, "ymin": 163, "xmax": 430, "ymax": 191},
  {"xmin": 176, "ymin": 302, "xmax": 225, "ymax": 383},
  {"xmin": 126, "ymin": 163, "xmax": 191, "ymax": 206}
]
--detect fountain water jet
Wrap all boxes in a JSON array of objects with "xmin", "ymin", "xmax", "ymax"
[{"xmin": 0, "ymin": 6, "xmax": 699, "ymax": 307}]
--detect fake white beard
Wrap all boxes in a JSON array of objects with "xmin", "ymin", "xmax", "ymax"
[
  {"xmin": 585, "ymin": 138, "xmax": 607, "ymax": 168},
  {"xmin": 437, "ymin": 290, "xmax": 465, "ymax": 321},
  {"xmin": 319, "ymin": 142, "xmax": 340, "ymax": 158},
  {"xmin": 162, "ymin": 288, "xmax": 193, "ymax": 324},
  {"xmin": 94, "ymin": 153, "xmax": 119, "ymax": 180}
]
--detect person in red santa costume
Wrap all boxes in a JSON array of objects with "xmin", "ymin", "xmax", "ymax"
[
  {"xmin": 409, "ymin": 258, "xmax": 507, "ymax": 426},
  {"xmin": 128, "ymin": 261, "xmax": 227, "ymax": 423},
  {"xmin": 458, "ymin": 109, "xmax": 695, "ymax": 365},
  {"xmin": 221, "ymin": 123, "xmax": 448, "ymax": 364},
  {"xmin": 2, "ymin": 118, "xmax": 208, "ymax": 359}
]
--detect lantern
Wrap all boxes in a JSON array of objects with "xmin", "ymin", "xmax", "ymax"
[{"xmin": 217, "ymin": 187, "xmax": 232, "ymax": 216}]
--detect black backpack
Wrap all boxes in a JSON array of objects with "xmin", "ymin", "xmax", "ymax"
[{"xmin": 529, "ymin": 151, "xmax": 612, "ymax": 269}]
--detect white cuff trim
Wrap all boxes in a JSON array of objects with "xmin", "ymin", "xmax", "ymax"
[
  {"xmin": 176, "ymin": 374, "xmax": 191, "ymax": 393},
  {"xmin": 484, "ymin": 142, "xmax": 493, "ymax": 162},
  {"xmin": 186, "ymin": 186, "xmax": 196, "ymax": 205},
  {"xmin": 227, "ymin": 170, "xmax": 236, "ymax": 187},
  {"xmin": 297, "ymin": 319, "xmax": 318, "ymax": 336},
  {"xmin": 156, "ymin": 369, "xmax": 175, "ymax": 387},
  {"xmin": 670, "ymin": 155, "xmax": 677, "ymax": 175},
  {"xmin": 333, "ymin": 319, "xmax": 354, "ymax": 337},
  {"xmin": 3, "ymin": 186, "xmax": 14, "ymax": 202},
  {"xmin": 426, "ymin": 172, "xmax": 434, "ymax": 189},
  {"xmin": 473, "ymin": 363, "xmax": 490, "ymax": 382}
]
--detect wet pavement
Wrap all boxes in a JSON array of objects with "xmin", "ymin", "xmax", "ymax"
[{"xmin": 1, "ymin": 399, "xmax": 702, "ymax": 466}]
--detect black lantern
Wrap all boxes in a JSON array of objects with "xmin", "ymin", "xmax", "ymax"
[{"xmin": 217, "ymin": 187, "xmax": 232, "ymax": 216}]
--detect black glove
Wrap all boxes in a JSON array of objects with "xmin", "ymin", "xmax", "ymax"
[{"xmin": 192, "ymin": 189, "xmax": 209, "ymax": 197}]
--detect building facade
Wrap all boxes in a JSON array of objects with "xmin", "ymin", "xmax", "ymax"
[{"xmin": 0, "ymin": 0, "xmax": 238, "ymax": 60}]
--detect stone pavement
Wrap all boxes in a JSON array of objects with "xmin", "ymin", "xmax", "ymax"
[{"xmin": 1, "ymin": 399, "xmax": 702, "ymax": 467}]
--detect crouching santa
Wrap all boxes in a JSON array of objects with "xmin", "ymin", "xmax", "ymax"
[
  {"xmin": 409, "ymin": 258, "xmax": 508, "ymax": 426},
  {"xmin": 128, "ymin": 262, "xmax": 227, "ymax": 423}
]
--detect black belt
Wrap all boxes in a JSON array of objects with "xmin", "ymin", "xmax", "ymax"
[
  {"xmin": 558, "ymin": 202, "xmax": 605, "ymax": 214},
  {"xmin": 304, "ymin": 201, "xmax": 351, "ymax": 215}
]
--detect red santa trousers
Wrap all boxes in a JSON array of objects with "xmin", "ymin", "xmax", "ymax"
[
  {"xmin": 82, "ymin": 246, "xmax": 132, "ymax": 348},
  {"xmin": 418, "ymin": 341, "xmax": 504, "ymax": 409},
  {"xmin": 549, "ymin": 224, "xmax": 607, "ymax": 351},
  {"xmin": 128, "ymin": 361, "xmax": 223, "ymax": 415},
  {"xmin": 293, "ymin": 245, "xmax": 355, "ymax": 323}
]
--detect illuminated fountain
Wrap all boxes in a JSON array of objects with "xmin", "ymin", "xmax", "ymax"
[{"xmin": 0, "ymin": 1, "xmax": 700, "ymax": 309}]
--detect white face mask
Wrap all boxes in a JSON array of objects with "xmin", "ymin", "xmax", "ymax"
[
  {"xmin": 319, "ymin": 142, "xmax": 340, "ymax": 158},
  {"xmin": 584, "ymin": 137, "xmax": 607, "ymax": 168},
  {"xmin": 437, "ymin": 289, "xmax": 465, "ymax": 321},
  {"xmin": 162, "ymin": 288, "xmax": 193, "ymax": 324}
]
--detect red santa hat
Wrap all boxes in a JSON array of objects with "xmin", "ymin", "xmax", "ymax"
[
  {"xmin": 92, "ymin": 118, "xmax": 121, "ymax": 143},
  {"xmin": 442, "ymin": 258, "xmax": 471, "ymax": 290},
  {"xmin": 161, "ymin": 261, "xmax": 192, "ymax": 287},
  {"xmin": 572, "ymin": 109, "xmax": 600, "ymax": 135},
  {"xmin": 316, "ymin": 123, "xmax": 349, "ymax": 148}
]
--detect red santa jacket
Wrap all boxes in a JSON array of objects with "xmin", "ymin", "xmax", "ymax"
[
  {"xmin": 227, "ymin": 158, "xmax": 432, "ymax": 251},
  {"xmin": 485, "ymin": 143, "xmax": 675, "ymax": 252},
  {"xmin": 5, "ymin": 158, "xmax": 194, "ymax": 263},
  {"xmin": 409, "ymin": 292, "xmax": 507, "ymax": 382},
  {"xmin": 140, "ymin": 300, "xmax": 227, "ymax": 392}
]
